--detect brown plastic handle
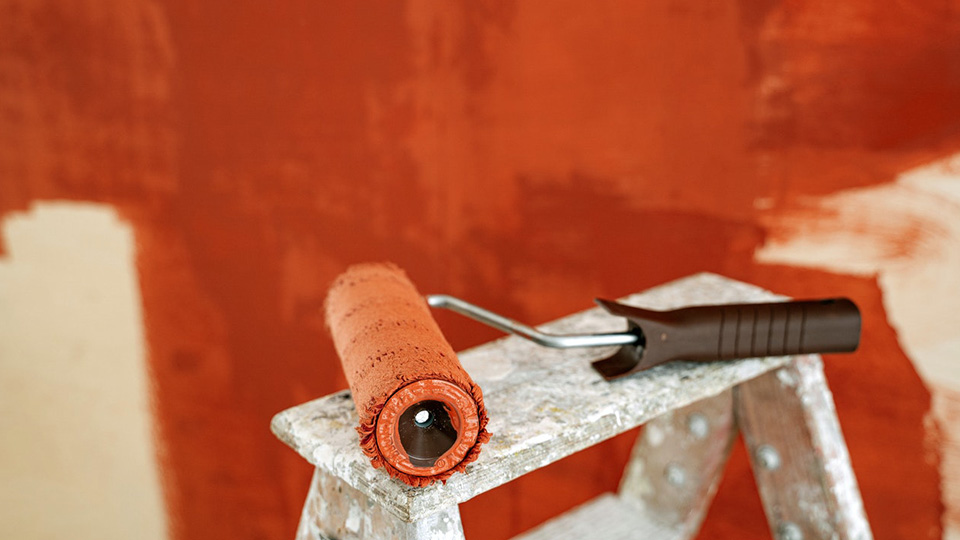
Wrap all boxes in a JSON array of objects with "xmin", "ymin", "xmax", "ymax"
[{"xmin": 591, "ymin": 298, "xmax": 861, "ymax": 380}]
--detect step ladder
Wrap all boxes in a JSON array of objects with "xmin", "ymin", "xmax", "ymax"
[{"xmin": 272, "ymin": 273, "xmax": 873, "ymax": 540}]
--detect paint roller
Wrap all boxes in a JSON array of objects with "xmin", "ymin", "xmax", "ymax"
[
  {"xmin": 326, "ymin": 263, "xmax": 861, "ymax": 487},
  {"xmin": 325, "ymin": 263, "xmax": 490, "ymax": 487}
]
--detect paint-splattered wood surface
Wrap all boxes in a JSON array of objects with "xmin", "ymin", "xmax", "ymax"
[
  {"xmin": 272, "ymin": 273, "xmax": 796, "ymax": 522},
  {"xmin": 738, "ymin": 357, "xmax": 871, "ymax": 540},
  {"xmin": 296, "ymin": 468, "xmax": 466, "ymax": 540},
  {"xmin": 512, "ymin": 493, "xmax": 683, "ymax": 540},
  {"xmin": 616, "ymin": 390, "xmax": 737, "ymax": 538}
]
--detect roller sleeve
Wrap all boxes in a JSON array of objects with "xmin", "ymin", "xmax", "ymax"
[{"xmin": 324, "ymin": 263, "xmax": 490, "ymax": 487}]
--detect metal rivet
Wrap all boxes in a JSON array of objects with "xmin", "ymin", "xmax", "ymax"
[
  {"xmin": 645, "ymin": 424, "xmax": 665, "ymax": 446},
  {"xmin": 778, "ymin": 522, "xmax": 803, "ymax": 540},
  {"xmin": 756, "ymin": 444, "xmax": 781, "ymax": 470},
  {"xmin": 665, "ymin": 464, "xmax": 686, "ymax": 486},
  {"xmin": 687, "ymin": 413, "xmax": 709, "ymax": 439}
]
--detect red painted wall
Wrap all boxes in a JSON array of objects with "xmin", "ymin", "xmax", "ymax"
[{"xmin": 2, "ymin": 1, "xmax": 957, "ymax": 538}]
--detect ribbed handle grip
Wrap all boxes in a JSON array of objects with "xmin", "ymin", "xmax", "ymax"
[
  {"xmin": 593, "ymin": 298, "xmax": 861, "ymax": 379},
  {"xmin": 708, "ymin": 299, "xmax": 860, "ymax": 359}
]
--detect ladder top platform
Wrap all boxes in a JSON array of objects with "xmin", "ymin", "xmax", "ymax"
[{"xmin": 271, "ymin": 273, "xmax": 792, "ymax": 522}]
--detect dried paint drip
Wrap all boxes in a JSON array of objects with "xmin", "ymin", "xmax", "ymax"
[{"xmin": 324, "ymin": 263, "xmax": 490, "ymax": 486}]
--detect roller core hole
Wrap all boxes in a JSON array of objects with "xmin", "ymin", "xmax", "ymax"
[{"xmin": 398, "ymin": 400, "xmax": 457, "ymax": 468}]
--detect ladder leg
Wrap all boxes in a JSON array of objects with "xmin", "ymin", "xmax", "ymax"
[
  {"xmin": 736, "ymin": 355, "xmax": 873, "ymax": 540},
  {"xmin": 296, "ymin": 468, "xmax": 465, "ymax": 540},
  {"xmin": 619, "ymin": 389, "xmax": 737, "ymax": 539}
]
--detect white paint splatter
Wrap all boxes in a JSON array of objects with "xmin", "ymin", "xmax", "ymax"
[{"xmin": 345, "ymin": 502, "xmax": 362, "ymax": 532}]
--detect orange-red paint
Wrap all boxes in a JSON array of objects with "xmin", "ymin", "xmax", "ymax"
[{"xmin": 2, "ymin": 0, "xmax": 957, "ymax": 539}]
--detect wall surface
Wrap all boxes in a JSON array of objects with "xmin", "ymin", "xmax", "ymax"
[{"xmin": 1, "ymin": 1, "xmax": 958, "ymax": 539}]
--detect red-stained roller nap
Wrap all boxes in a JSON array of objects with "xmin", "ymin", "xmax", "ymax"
[{"xmin": 324, "ymin": 263, "xmax": 491, "ymax": 487}]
